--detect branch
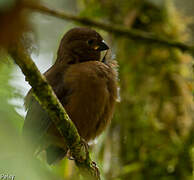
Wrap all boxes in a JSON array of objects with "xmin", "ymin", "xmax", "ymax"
[
  {"xmin": 8, "ymin": 43, "xmax": 100, "ymax": 180},
  {"xmin": 24, "ymin": 2, "xmax": 194, "ymax": 55}
]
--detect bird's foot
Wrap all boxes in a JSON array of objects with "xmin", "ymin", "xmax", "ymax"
[
  {"xmin": 67, "ymin": 138, "xmax": 89, "ymax": 162},
  {"xmin": 80, "ymin": 138, "xmax": 89, "ymax": 158}
]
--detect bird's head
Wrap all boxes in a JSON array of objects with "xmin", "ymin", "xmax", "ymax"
[{"xmin": 56, "ymin": 27, "xmax": 109, "ymax": 64}]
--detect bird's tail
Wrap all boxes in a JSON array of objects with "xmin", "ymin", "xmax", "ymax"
[{"xmin": 46, "ymin": 145, "xmax": 68, "ymax": 165}]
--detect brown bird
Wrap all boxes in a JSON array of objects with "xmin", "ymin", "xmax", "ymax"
[{"xmin": 23, "ymin": 27, "xmax": 118, "ymax": 165}]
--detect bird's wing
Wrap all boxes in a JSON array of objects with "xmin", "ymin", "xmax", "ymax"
[
  {"xmin": 23, "ymin": 79, "xmax": 72, "ymax": 151},
  {"xmin": 23, "ymin": 91, "xmax": 52, "ymax": 149}
]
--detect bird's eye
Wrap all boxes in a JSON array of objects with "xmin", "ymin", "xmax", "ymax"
[{"xmin": 87, "ymin": 39, "xmax": 94, "ymax": 45}]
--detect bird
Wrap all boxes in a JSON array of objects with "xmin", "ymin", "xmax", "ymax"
[{"xmin": 23, "ymin": 27, "xmax": 118, "ymax": 165}]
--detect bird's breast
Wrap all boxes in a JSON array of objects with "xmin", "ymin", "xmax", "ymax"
[{"xmin": 62, "ymin": 61, "xmax": 118, "ymax": 141}]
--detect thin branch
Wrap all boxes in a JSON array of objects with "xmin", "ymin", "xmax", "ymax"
[
  {"xmin": 8, "ymin": 43, "xmax": 100, "ymax": 180},
  {"xmin": 25, "ymin": 2, "xmax": 194, "ymax": 55}
]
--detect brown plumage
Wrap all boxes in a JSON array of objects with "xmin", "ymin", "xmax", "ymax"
[{"xmin": 23, "ymin": 27, "xmax": 118, "ymax": 164}]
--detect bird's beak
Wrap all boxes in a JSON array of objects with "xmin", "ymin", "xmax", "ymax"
[{"xmin": 94, "ymin": 41, "xmax": 109, "ymax": 51}]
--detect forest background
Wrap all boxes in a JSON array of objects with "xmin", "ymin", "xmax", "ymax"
[{"xmin": 0, "ymin": 0, "xmax": 194, "ymax": 179}]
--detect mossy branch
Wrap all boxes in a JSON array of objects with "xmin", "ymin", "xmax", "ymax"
[
  {"xmin": 24, "ymin": 2, "xmax": 194, "ymax": 55},
  {"xmin": 8, "ymin": 43, "xmax": 100, "ymax": 180}
]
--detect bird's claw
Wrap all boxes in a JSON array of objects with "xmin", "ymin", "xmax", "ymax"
[
  {"xmin": 66, "ymin": 149, "xmax": 75, "ymax": 160},
  {"xmin": 67, "ymin": 138, "xmax": 89, "ymax": 162},
  {"xmin": 80, "ymin": 138, "xmax": 89, "ymax": 158},
  {"xmin": 91, "ymin": 161, "xmax": 100, "ymax": 179}
]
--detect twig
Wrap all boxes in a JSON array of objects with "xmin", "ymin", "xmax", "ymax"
[
  {"xmin": 8, "ymin": 43, "xmax": 100, "ymax": 180},
  {"xmin": 24, "ymin": 2, "xmax": 194, "ymax": 55}
]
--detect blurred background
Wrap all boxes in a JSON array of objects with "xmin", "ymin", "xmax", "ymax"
[{"xmin": 0, "ymin": 0, "xmax": 194, "ymax": 179}]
